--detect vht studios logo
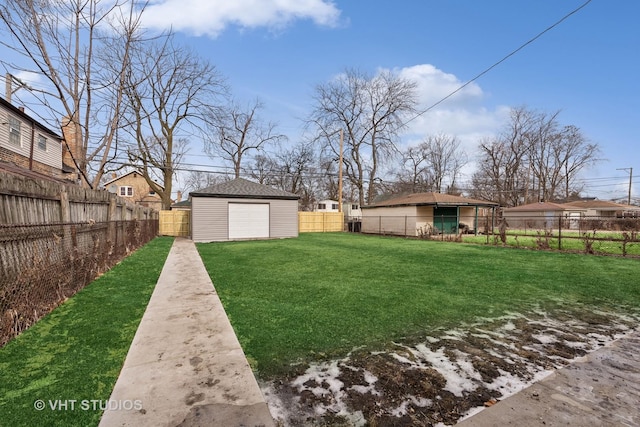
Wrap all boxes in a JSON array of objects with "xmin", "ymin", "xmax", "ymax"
[{"xmin": 34, "ymin": 399, "xmax": 143, "ymax": 411}]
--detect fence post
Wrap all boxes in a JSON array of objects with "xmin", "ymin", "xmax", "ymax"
[
  {"xmin": 558, "ymin": 214, "xmax": 562, "ymax": 250},
  {"xmin": 60, "ymin": 189, "xmax": 71, "ymax": 223},
  {"xmin": 107, "ymin": 195, "xmax": 117, "ymax": 244}
]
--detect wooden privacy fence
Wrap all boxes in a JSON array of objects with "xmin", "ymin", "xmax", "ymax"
[
  {"xmin": 0, "ymin": 171, "xmax": 161, "ymax": 346},
  {"xmin": 0, "ymin": 171, "xmax": 158, "ymax": 224},
  {"xmin": 159, "ymin": 210, "xmax": 190, "ymax": 237},
  {"xmin": 299, "ymin": 211, "xmax": 344, "ymax": 232}
]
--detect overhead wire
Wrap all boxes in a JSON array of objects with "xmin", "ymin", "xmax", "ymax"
[{"xmin": 401, "ymin": 0, "xmax": 593, "ymax": 128}]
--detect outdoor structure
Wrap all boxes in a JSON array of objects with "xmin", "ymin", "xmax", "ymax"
[
  {"xmin": 502, "ymin": 201, "xmax": 587, "ymax": 229},
  {"xmin": 0, "ymin": 97, "xmax": 76, "ymax": 182},
  {"xmin": 343, "ymin": 202, "xmax": 362, "ymax": 220},
  {"xmin": 361, "ymin": 192, "xmax": 498, "ymax": 237},
  {"xmin": 315, "ymin": 199, "xmax": 339, "ymax": 212},
  {"xmin": 190, "ymin": 178, "xmax": 299, "ymax": 242},
  {"xmin": 170, "ymin": 199, "xmax": 191, "ymax": 211},
  {"xmin": 564, "ymin": 199, "xmax": 640, "ymax": 218},
  {"xmin": 102, "ymin": 171, "xmax": 163, "ymax": 211}
]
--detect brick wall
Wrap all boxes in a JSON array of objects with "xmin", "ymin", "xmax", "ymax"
[{"xmin": 0, "ymin": 146, "xmax": 62, "ymax": 178}]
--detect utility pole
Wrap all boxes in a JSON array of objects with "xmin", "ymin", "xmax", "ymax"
[
  {"xmin": 5, "ymin": 73, "xmax": 29, "ymax": 103},
  {"xmin": 616, "ymin": 167, "xmax": 633, "ymax": 205},
  {"xmin": 338, "ymin": 128, "xmax": 344, "ymax": 213}
]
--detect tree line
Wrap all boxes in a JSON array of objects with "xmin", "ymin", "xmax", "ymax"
[{"xmin": 1, "ymin": 1, "xmax": 600, "ymax": 210}]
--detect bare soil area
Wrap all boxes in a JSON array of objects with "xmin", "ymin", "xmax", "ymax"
[{"xmin": 261, "ymin": 305, "xmax": 640, "ymax": 426}]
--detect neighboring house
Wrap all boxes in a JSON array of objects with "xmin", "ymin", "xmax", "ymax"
[
  {"xmin": 170, "ymin": 199, "xmax": 191, "ymax": 211},
  {"xmin": 314, "ymin": 199, "xmax": 362, "ymax": 220},
  {"xmin": 362, "ymin": 192, "xmax": 498, "ymax": 236},
  {"xmin": 102, "ymin": 171, "xmax": 163, "ymax": 211},
  {"xmin": 563, "ymin": 199, "xmax": 640, "ymax": 218},
  {"xmin": 315, "ymin": 199, "xmax": 339, "ymax": 212},
  {"xmin": 190, "ymin": 178, "xmax": 299, "ymax": 242},
  {"xmin": 343, "ymin": 202, "xmax": 362, "ymax": 220},
  {"xmin": 0, "ymin": 97, "xmax": 75, "ymax": 182},
  {"xmin": 502, "ymin": 201, "xmax": 587, "ymax": 229}
]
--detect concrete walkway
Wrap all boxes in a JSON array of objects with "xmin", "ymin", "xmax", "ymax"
[
  {"xmin": 457, "ymin": 330, "xmax": 640, "ymax": 427},
  {"xmin": 99, "ymin": 238, "xmax": 274, "ymax": 427}
]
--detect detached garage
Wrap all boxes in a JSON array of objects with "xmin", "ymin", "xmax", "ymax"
[{"xmin": 190, "ymin": 178, "xmax": 300, "ymax": 242}]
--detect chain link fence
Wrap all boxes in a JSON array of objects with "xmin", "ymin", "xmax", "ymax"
[
  {"xmin": 0, "ymin": 219, "xmax": 158, "ymax": 347},
  {"xmin": 359, "ymin": 214, "xmax": 640, "ymax": 257}
]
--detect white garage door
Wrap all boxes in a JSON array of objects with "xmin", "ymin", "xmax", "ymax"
[{"xmin": 228, "ymin": 203, "xmax": 270, "ymax": 239}]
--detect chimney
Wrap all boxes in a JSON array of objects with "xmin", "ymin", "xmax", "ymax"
[
  {"xmin": 61, "ymin": 116, "xmax": 84, "ymax": 171},
  {"xmin": 18, "ymin": 106, "xmax": 24, "ymax": 112},
  {"xmin": 111, "ymin": 172, "xmax": 117, "ymax": 179},
  {"xmin": 177, "ymin": 191, "xmax": 182, "ymax": 202}
]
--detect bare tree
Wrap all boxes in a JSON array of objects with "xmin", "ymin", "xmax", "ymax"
[
  {"xmin": 309, "ymin": 68, "xmax": 418, "ymax": 206},
  {"xmin": 205, "ymin": 99, "xmax": 286, "ymax": 178},
  {"xmin": 0, "ymin": 0, "xmax": 146, "ymax": 188},
  {"xmin": 248, "ymin": 141, "xmax": 318, "ymax": 210},
  {"xmin": 181, "ymin": 170, "xmax": 228, "ymax": 195},
  {"xmin": 395, "ymin": 144, "xmax": 433, "ymax": 193},
  {"xmin": 470, "ymin": 107, "xmax": 534, "ymax": 206},
  {"xmin": 124, "ymin": 36, "xmax": 226, "ymax": 210},
  {"xmin": 470, "ymin": 106, "xmax": 601, "ymax": 206},
  {"xmin": 557, "ymin": 125, "xmax": 601, "ymax": 199}
]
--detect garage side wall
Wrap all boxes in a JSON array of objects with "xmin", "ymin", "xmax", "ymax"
[
  {"xmin": 191, "ymin": 196, "xmax": 228, "ymax": 242},
  {"xmin": 362, "ymin": 206, "xmax": 418, "ymax": 236},
  {"xmin": 270, "ymin": 199, "xmax": 299, "ymax": 239}
]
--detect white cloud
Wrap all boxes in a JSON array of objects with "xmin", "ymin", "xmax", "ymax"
[
  {"xmin": 13, "ymin": 71, "xmax": 43, "ymax": 89},
  {"xmin": 396, "ymin": 64, "xmax": 483, "ymax": 107},
  {"xmin": 378, "ymin": 64, "xmax": 509, "ymax": 152},
  {"xmin": 142, "ymin": 0, "xmax": 342, "ymax": 37},
  {"xmin": 374, "ymin": 64, "xmax": 513, "ymax": 182}
]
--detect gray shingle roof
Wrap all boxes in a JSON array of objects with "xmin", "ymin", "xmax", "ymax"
[
  {"xmin": 190, "ymin": 178, "xmax": 299, "ymax": 200},
  {"xmin": 364, "ymin": 192, "xmax": 498, "ymax": 208}
]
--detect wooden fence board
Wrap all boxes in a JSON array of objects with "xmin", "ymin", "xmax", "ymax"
[
  {"xmin": 298, "ymin": 212, "xmax": 344, "ymax": 232},
  {"xmin": 159, "ymin": 210, "xmax": 190, "ymax": 237}
]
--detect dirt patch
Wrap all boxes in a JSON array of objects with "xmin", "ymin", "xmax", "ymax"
[{"xmin": 261, "ymin": 306, "xmax": 640, "ymax": 426}]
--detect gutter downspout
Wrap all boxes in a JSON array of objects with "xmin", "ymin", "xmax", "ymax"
[{"xmin": 28, "ymin": 119, "xmax": 35, "ymax": 170}]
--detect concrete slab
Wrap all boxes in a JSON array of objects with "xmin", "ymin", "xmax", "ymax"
[
  {"xmin": 99, "ymin": 238, "xmax": 274, "ymax": 427},
  {"xmin": 457, "ymin": 330, "xmax": 640, "ymax": 426}
]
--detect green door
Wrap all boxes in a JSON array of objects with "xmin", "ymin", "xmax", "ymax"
[{"xmin": 433, "ymin": 207, "xmax": 458, "ymax": 234}]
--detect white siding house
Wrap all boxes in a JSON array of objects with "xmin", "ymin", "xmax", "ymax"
[
  {"xmin": 315, "ymin": 199, "xmax": 339, "ymax": 212},
  {"xmin": 190, "ymin": 178, "xmax": 299, "ymax": 242},
  {"xmin": 0, "ymin": 98, "xmax": 66, "ymax": 180}
]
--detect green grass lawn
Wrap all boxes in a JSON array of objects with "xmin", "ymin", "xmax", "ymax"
[
  {"xmin": 0, "ymin": 237, "xmax": 173, "ymax": 427},
  {"xmin": 197, "ymin": 232, "xmax": 640, "ymax": 378}
]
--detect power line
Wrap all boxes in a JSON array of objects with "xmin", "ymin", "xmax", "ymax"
[{"xmin": 402, "ymin": 0, "xmax": 593, "ymax": 128}]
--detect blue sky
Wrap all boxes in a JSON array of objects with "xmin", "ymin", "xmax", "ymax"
[
  {"xmin": 148, "ymin": 0, "xmax": 638, "ymax": 201},
  {"xmin": 5, "ymin": 0, "xmax": 639, "ymax": 201}
]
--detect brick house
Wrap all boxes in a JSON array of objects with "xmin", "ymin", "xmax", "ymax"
[
  {"xmin": 103, "ymin": 171, "xmax": 163, "ymax": 211},
  {"xmin": 0, "ymin": 97, "xmax": 77, "ymax": 182}
]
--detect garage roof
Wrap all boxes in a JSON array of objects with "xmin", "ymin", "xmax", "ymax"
[
  {"xmin": 364, "ymin": 192, "xmax": 498, "ymax": 208},
  {"xmin": 190, "ymin": 178, "xmax": 299, "ymax": 200}
]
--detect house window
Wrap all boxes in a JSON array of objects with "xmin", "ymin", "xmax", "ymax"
[
  {"xmin": 149, "ymin": 190, "xmax": 156, "ymax": 196},
  {"xmin": 331, "ymin": 203, "xmax": 338, "ymax": 210},
  {"xmin": 37, "ymin": 135, "xmax": 47, "ymax": 151},
  {"xmin": 352, "ymin": 204, "xmax": 359, "ymax": 210},
  {"xmin": 119, "ymin": 186, "xmax": 133, "ymax": 197},
  {"xmin": 8, "ymin": 116, "xmax": 21, "ymax": 146},
  {"xmin": 318, "ymin": 203, "xmax": 326, "ymax": 210}
]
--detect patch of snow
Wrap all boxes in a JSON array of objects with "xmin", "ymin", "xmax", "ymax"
[
  {"xmin": 532, "ymin": 333, "xmax": 558, "ymax": 344},
  {"xmin": 263, "ymin": 308, "xmax": 640, "ymax": 426},
  {"xmin": 414, "ymin": 345, "xmax": 479, "ymax": 397}
]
